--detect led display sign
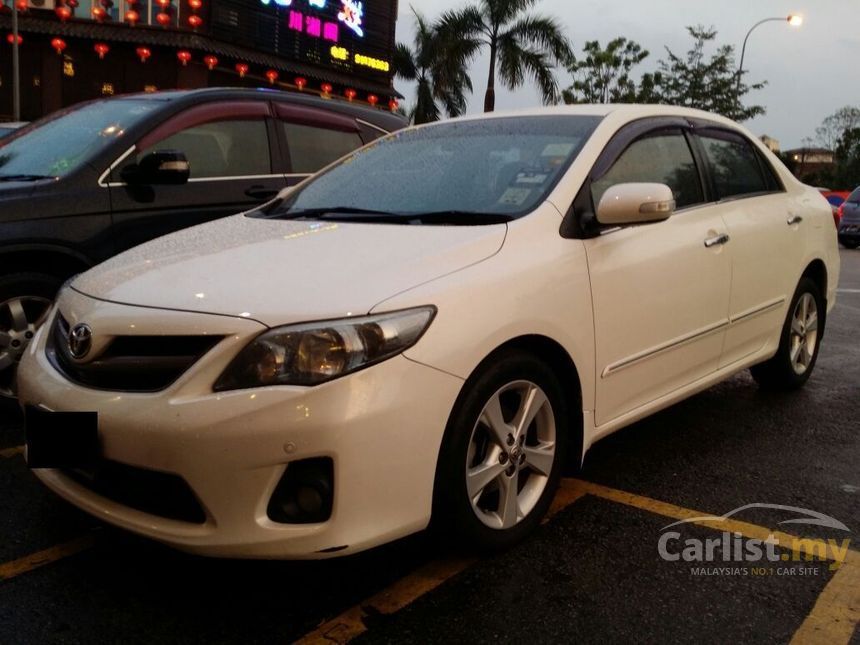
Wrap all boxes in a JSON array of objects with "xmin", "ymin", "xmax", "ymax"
[{"xmin": 211, "ymin": 0, "xmax": 394, "ymax": 85}]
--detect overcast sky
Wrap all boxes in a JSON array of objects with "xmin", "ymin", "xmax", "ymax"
[{"xmin": 393, "ymin": 0, "xmax": 857, "ymax": 150}]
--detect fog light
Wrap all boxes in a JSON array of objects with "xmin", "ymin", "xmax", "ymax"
[{"xmin": 267, "ymin": 458, "xmax": 333, "ymax": 524}]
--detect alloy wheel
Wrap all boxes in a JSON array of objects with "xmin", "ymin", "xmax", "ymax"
[
  {"xmin": 789, "ymin": 292, "xmax": 818, "ymax": 376},
  {"xmin": 0, "ymin": 295, "xmax": 52, "ymax": 397},
  {"xmin": 465, "ymin": 380, "xmax": 556, "ymax": 530}
]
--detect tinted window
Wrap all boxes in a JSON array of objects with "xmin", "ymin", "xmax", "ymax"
[
  {"xmin": 700, "ymin": 134, "xmax": 767, "ymax": 199},
  {"xmin": 0, "ymin": 99, "xmax": 158, "ymax": 178},
  {"xmin": 847, "ymin": 187, "xmax": 860, "ymax": 204},
  {"xmin": 262, "ymin": 116, "xmax": 601, "ymax": 221},
  {"xmin": 592, "ymin": 132, "xmax": 703, "ymax": 209},
  {"xmin": 282, "ymin": 122, "xmax": 364, "ymax": 174},
  {"xmin": 140, "ymin": 120, "xmax": 270, "ymax": 179}
]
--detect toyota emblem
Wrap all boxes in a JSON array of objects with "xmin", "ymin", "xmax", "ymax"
[{"xmin": 68, "ymin": 323, "xmax": 93, "ymax": 359}]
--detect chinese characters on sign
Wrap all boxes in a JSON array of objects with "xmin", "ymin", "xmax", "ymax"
[{"xmin": 260, "ymin": 0, "xmax": 363, "ymax": 40}]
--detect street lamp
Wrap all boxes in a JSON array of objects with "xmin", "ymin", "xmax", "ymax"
[{"xmin": 736, "ymin": 14, "xmax": 803, "ymax": 97}]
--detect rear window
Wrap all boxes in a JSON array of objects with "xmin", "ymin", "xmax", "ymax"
[
  {"xmin": 848, "ymin": 188, "xmax": 860, "ymax": 204},
  {"xmin": 699, "ymin": 133, "xmax": 768, "ymax": 199}
]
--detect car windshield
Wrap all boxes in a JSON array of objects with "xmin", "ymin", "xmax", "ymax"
[
  {"xmin": 259, "ymin": 115, "xmax": 601, "ymax": 224},
  {"xmin": 0, "ymin": 99, "xmax": 159, "ymax": 179},
  {"xmin": 847, "ymin": 187, "xmax": 860, "ymax": 204}
]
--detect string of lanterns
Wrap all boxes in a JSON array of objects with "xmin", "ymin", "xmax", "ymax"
[{"xmin": 3, "ymin": 0, "xmax": 398, "ymax": 112}]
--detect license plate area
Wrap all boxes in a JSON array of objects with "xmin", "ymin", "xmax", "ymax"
[{"xmin": 25, "ymin": 406, "xmax": 99, "ymax": 469}]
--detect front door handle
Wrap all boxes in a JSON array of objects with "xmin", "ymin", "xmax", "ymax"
[
  {"xmin": 245, "ymin": 185, "xmax": 280, "ymax": 201},
  {"xmin": 704, "ymin": 233, "xmax": 730, "ymax": 248},
  {"xmin": 787, "ymin": 214, "xmax": 803, "ymax": 226}
]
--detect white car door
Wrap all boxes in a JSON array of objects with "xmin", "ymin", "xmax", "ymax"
[
  {"xmin": 692, "ymin": 129, "xmax": 804, "ymax": 368},
  {"xmin": 582, "ymin": 127, "xmax": 732, "ymax": 427}
]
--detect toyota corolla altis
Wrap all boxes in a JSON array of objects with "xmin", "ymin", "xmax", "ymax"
[{"xmin": 18, "ymin": 105, "xmax": 840, "ymax": 558}]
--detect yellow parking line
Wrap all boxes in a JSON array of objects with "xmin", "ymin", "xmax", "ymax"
[
  {"xmin": 790, "ymin": 552, "xmax": 860, "ymax": 645},
  {"xmin": 0, "ymin": 534, "xmax": 96, "ymax": 582},
  {"xmin": 0, "ymin": 445, "xmax": 24, "ymax": 459},
  {"xmin": 296, "ymin": 479, "xmax": 860, "ymax": 644}
]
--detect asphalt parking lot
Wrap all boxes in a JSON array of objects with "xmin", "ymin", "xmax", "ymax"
[{"xmin": 1, "ymin": 249, "xmax": 858, "ymax": 645}]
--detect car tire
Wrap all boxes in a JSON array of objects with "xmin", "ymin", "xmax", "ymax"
[
  {"xmin": 433, "ymin": 349, "xmax": 568, "ymax": 551},
  {"xmin": 0, "ymin": 272, "xmax": 62, "ymax": 398},
  {"xmin": 750, "ymin": 276, "xmax": 824, "ymax": 391},
  {"xmin": 839, "ymin": 240, "xmax": 859, "ymax": 250}
]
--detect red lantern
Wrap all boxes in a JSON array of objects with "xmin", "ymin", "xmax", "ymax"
[
  {"xmin": 125, "ymin": 9, "xmax": 138, "ymax": 23},
  {"xmin": 235, "ymin": 62, "xmax": 248, "ymax": 77},
  {"xmin": 320, "ymin": 82, "xmax": 332, "ymax": 95},
  {"xmin": 187, "ymin": 14, "xmax": 202, "ymax": 28},
  {"xmin": 67, "ymin": 0, "xmax": 78, "ymax": 7},
  {"xmin": 294, "ymin": 76, "xmax": 307, "ymax": 90},
  {"xmin": 155, "ymin": 0, "xmax": 170, "ymax": 6},
  {"xmin": 203, "ymin": 54, "xmax": 218, "ymax": 70},
  {"xmin": 136, "ymin": 46, "xmax": 151, "ymax": 63},
  {"xmin": 14, "ymin": 0, "xmax": 27, "ymax": 12},
  {"xmin": 388, "ymin": 98, "xmax": 399, "ymax": 112},
  {"xmin": 6, "ymin": 33, "xmax": 22, "ymax": 45},
  {"xmin": 94, "ymin": 42, "xmax": 109, "ymax": 58},
  {"xmin": 176, "ymin": 50, "xmax": 191, "ymax": 66},
  {"xmin": 155, "ymin": 11, "xmax": 170, "ymax": 25},
  {"xmin": 92, "ymin": 5, "xmax": 106, "ymax": 20},
  {"xmin": 50, "ymin": 37, "xmax": 67, "ymax": 54},
  {"xmin": 367, "ymin": 94, "xmax": 378, "ymax": 106},
  {"xmin": 188, "ymin": 0, "xmax": 202, "ymax": 9},
  {"xmin": 265, "ymin": 69, "xmax": 278, "ymax": 84},
  {"xmin": 55, "ymin": 5, "xmax": 71, "ymax": 20},
  {"xmin": 344, "ymin": 88, "xmax": 357, "ymax": 101}
]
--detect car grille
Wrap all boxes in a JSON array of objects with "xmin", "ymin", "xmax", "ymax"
[
  {"xmin": 63, "ymin": 459, "xmax": 206, "ymax": 524},
  {"xmin": 47, "ymin": 313, "xmax": 223, "ymax": 392}
]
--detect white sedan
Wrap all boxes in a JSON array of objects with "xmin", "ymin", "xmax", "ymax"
[{"xmin": 18, "ymin": 105, "xmax": 840, "ymax": 558}]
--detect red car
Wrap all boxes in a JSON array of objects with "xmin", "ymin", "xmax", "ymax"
[{"xmin": 820, "ymin": 189, "xmax": 851, "ymax": 227}]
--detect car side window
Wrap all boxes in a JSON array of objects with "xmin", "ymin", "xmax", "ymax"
[
  {"xmin": 698, "ymin": 133, "xmax": 768, "ymax": 199},
  {"xmin": 138, "ymin": 119, "xmax": 271, "ymax": 179},
  {"xmin": 591, "ymin": 132, "xmax": 704, "ymax": 210},
  {"xmin": 281, "ymin": 122, "xmax": 364, "ymax": 174}
]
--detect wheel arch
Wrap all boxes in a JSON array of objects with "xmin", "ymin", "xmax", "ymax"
[
  {"xmin": 0, "ymin": 245, "xmax": 94, "ymax": 282},
  {"xmin": 800, "ymin": 258, "xmax": 828, "ymax": 338}
]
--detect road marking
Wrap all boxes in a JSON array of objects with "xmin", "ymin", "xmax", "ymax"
[
  {"xmin": 836, "ymin": 288, "xmax": 860, "ymax": 294},
  {"xmin": 0, "ymin": 445, "xmax": 24, "ymax": 459},
  {"xmin": 790, "ymin": 552, "xmax": 860, "ymax": 645},
  {"xmin": 296, "ymin": 479, "xmax": 859, "ymax": 644},
  {"xmin": 0, "ymin": 534, "xmax": 95, "ymax": 582}
]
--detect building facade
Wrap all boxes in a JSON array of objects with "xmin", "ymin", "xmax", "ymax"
[{"xmin": 0, "ymin": 0, "xmax": 400, "ymax": 120}]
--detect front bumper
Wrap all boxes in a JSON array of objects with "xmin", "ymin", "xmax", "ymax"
[{"xmin": 18, "ymin": 290, "xmax": 463, "ymax": 558}]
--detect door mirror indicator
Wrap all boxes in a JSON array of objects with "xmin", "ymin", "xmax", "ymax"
[
  {"xmin": 122, "ymin": 150, "xmax": 190, "ymax": 185},
  {"xmin": 596, "ymin": 183, "xmax": 675, "ymax": 226}
]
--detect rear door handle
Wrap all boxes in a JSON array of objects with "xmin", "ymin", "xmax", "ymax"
[
  {"xmin": 245, "ymin": 185, "xmax": 280, "ymax": 201},
  {"xmin": 787, "ymin": 215, "xmax": 803, "ymax": 225},
  {"xmin": 704, "ymin": 233, "xmax": 730, "ymax": 248}
]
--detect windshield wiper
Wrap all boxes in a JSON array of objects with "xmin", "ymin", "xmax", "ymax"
[
  {"xmin": 269, "ymin": 207, "xmax": 513, "ymax": 225},
  {"xmin": 0, "ymin": 174, "xmax": 55, "ymax": 182}
]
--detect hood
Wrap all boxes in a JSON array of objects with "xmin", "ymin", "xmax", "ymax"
[{"xmin": 72, "ymin": 214, "xmax": 507, "ymax": 327}]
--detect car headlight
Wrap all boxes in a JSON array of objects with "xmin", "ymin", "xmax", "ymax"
[{"xmin": 213, "ymin": 306, "xmax": 436, "ymax": 391}]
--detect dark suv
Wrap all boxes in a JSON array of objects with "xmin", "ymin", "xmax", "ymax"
[
  {"xmin": 838, "ymin": 186, "xmax": 860, "ymax": 249},
  {"xmin": 0, "ymin": 87, "xmax": 406, "ymax": 396}
]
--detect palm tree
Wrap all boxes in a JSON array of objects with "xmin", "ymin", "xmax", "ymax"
[
  {"xmin": 393, "ymin": 10, "xmax": 474, "ymax": 124},
  {"xmin": 439, "ymin": 0, "xmax": 573, "ymax": 112}
]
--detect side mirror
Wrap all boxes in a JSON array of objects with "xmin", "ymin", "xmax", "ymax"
[
  {"xmin": 596, "ymin": 182, "xmax": 675, "ymax": 226},
  {"xmin": 121, "ymin": 150, "xmax": 190, "ymax": 185}
]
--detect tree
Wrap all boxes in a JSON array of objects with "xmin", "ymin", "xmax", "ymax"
[
  {"xmin": 438, "ymin": 0, "xmax": 573, "ymax": 112},
  {"xmin": 563, "ymin": 38, "xmax": 649, "ymax": 104},
  {"xmin": 651, "ymin": 26, "xmax": 765, "ymax": 121},
  {"xmin": 393, "ymin": 9, "xmax": 474, "ymax": 124},
  {"xmin": 815, "ymin": 106, "xmax": 860, "ymax": 152},
  {"xmin": 833, "ymin": 127, "xmax": 860, "ymax": 188}
]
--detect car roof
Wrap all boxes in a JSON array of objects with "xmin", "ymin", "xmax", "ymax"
[{"xmin": 115, "ymin": 87, "xmax": 406, "ymax": 132}]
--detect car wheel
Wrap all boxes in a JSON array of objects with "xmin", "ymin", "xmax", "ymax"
[
  {"xmin": 0, "ymin": 273, "xmax": 61, "ymax": 398},
  {"xmin": 750, "ymin": 277, "xmax": 824, "ymax": 391},
  {"xmin": 433, "ymin": 350, "xmax": 568, "ymax": 551}
]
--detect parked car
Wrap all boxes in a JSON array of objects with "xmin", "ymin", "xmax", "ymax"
[
  {"xmin": 820, "ymin": 189, "xmax": 851, "ymax": 227},
  {"xmin": 0, "ymin": 88, "xmax": 406, "ymax": 397},
  {"xmin": 0, "ymin": 121, "xmax": 27, "ymax": 138},
  {"xmin": 19, "ymin": 105, "xmax": 839, "ymax": 559},
  {"xmin": 837, "ymin": 186, "xmax": 860, "ymax": 248}
]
